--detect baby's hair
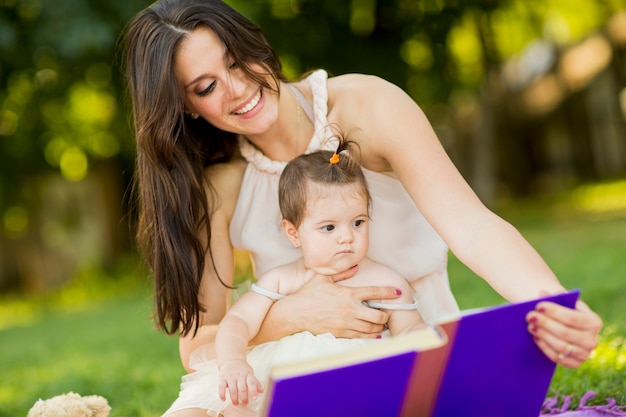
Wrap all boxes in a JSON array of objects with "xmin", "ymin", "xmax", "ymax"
[{"xmin": 279, "ymin": 132, "xmax": 371, "ymax": 228}]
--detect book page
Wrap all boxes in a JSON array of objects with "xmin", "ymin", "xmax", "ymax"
[{"xmin": 270, "ymin": 324, "xmax": 446, "ymax": 379}]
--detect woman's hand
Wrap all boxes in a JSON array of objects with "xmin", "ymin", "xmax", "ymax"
[
  {"xmin": 291, "ymin": 276, "xmax": 396, "ymax": 338},
  {"xmin": 253, "ymin": 274, "xmax": 401, "ymax": 343},
  {"xmin": 526, "ymin": 299, "xmax": 602, "ymax": 368}
]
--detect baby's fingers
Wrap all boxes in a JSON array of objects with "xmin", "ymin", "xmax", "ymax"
[
  {"xmin": 246, "ymin": 374, "xmax": 264, "ymax": 401},
  {"xmin": 236, "ymin": 380, "xmax": 249, "ymax": 405},
  {"xmin": 220, "ymin": 376, "xmax": 244, "ymax": 405},
  {"xmin": 218, "ymin": 378, "xmax": 227, "ymax": 401}
]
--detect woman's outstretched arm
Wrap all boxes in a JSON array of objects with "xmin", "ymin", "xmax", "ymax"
[{"xmin": 326, "ymin": 73, "xmax": 601, "ymax": 367}]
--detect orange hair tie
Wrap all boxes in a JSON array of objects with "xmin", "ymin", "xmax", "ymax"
[{"xmin": 329, "ymin": 153, "xmax": 340, "ymax": 164}]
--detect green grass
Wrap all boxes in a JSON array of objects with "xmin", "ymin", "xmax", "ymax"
[
  {"xmin": 0, "ymin": 291, "xmax": 182, "ymax": 417},
  {"xmin": 1, "ymin": 194, "xmax": 625, "ymax": 416}
]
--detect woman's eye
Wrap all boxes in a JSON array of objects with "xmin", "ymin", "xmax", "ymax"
[
  {"xmin": 197, "ymin": 81, "xmax": 216, "ymax": 97},
  {"xmin": 321, "ymin": 225, "xmax": 335, "ymax": 232},
  {"xmin": 229, "ymin": 60, "xmax": 238, "ymax": 70}
]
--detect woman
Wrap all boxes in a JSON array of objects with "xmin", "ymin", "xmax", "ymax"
[{"xmin": 121, "ymin": 0, "xmax": 602, "ymax": 414}]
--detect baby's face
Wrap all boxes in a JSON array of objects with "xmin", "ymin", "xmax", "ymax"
[{"xmin": 297, "ymin": 184, "xmax": 369, "ymax": 276}]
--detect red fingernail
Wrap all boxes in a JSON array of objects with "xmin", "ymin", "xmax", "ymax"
[
  {"xmin": 538, "ymin": 306, "xmax": 546, "ymax": 313},
  {"xmin": 394, "ymin": 289, "xmax": 402, "ymax": 296},
  {"xmin": 529, "ymin": 316, "xmax": 538, "ymax": 323},
  {"xmin": 376, "ymin": 334, "xmax": 382, "ymax": 339},
  {"xmin": 531, "ymin": 326, "xmax": 538, "ymax": 333}
]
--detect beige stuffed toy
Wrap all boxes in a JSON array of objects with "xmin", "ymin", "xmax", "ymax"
[{"xmin": 27, "ymin": 392, "xmax": 111, "ymax": 417}]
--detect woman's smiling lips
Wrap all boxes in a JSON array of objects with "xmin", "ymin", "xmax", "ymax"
[{"xmin": 232, "ymin": 88, "xmax": 263, "ymax": 118}]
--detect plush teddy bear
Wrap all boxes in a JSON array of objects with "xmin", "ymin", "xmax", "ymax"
[{"xmin": 27, "ymin": 392, "xmax": 111, "ymax": 417}]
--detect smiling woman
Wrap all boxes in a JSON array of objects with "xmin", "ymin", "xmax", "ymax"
[{"xmin": 120, "ymin": 0, "xmax": 602, "ymax": 415}]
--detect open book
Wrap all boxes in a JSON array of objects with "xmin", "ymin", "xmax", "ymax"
[{"xmin": 260, "ymin": 290, "xmax": 580, "ymax": 417}]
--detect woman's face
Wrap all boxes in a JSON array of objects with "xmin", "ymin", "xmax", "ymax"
[{"xmin": 174, "ymin": 25, "xmax": 279, "ymax": 136}]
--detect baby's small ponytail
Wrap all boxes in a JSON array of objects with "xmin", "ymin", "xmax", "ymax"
[
  {"xmin": 328, "ymin": 132, "xmax": 360, "ymax": 173},
  {"xmin": 279, "ymin": 128, "xmax": 370, "ymax": 227}
]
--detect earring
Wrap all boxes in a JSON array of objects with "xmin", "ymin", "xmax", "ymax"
[
  {"xmin": 186, "ymin": 112, "xmax": 197, "ymax": 119},
  {"xmin": 294, "ymin": 242, "xmax": 300, "ymax": 248}
]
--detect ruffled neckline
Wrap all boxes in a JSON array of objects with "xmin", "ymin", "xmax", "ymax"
[{"xmin": 237, "ymin": 70, "xmax": 332, "ymax": 174}]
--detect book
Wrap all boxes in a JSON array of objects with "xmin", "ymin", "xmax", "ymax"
[{"xmin": 260, "ymin": 290, "xmax": 580, "ymax": 417}]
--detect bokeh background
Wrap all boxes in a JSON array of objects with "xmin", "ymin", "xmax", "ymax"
[
  {"xmin": 1, "ymin": 1, "xmax": 625, "ymax": 416},
  {"xmin": 2, "ymin": 0, "xmax": 626, "ymax": 296}
]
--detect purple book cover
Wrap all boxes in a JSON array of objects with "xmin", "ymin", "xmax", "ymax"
[
  {"xmin": 263, "ymin": 350, "xmax": 419, "ymax": 417},
  {"xmin": 430, "ymin": 290, "xmax": 580, "ymax": 417}
]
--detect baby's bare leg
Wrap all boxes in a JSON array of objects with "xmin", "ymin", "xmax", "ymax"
[
  {"xmin": 223, "ymin": 404, "xmax": 256, "ymax": 417},
  {"xmin": 165, "ymin": 408, "xmax": 210, "ymax": 417}
]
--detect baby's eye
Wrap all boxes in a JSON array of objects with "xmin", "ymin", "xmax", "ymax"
[
  {"xmin": 197, "ymin": 81, "xmax": 216, "ymax": 97},
  {"xmin": 321, "ymin": 225, "xmax": 335, "ymax": 232},
  {"xmin": 353, "ymin": 219, "xmax": 366, "ymax": 228}
]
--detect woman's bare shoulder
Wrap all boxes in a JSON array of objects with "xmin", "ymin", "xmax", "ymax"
[
  {"xmin": 326, "ymin": 74, "xmax": 407, "ymax": 170},
  {"xmin": 327, "ymin": 73, "xmax": 415, "ymax": 128},
  {"xmin": 327, "ymin": 73, "xmax": 399, "ymax": 99},
  {"xmin": 328, "ymin": 73, "xmax": 417, "ymax": 112}
]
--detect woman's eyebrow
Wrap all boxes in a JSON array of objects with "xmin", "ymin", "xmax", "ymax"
[{"xmin": 184, "ymin": 50, "xmax": 229, "ymax": 88}]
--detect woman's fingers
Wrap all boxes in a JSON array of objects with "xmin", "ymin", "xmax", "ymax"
[
  {"xmin": 288, "ymin": 277, "xmax": 394, "ymax": 337},
  {"xmin": 530, "ymin": 325, "xmax": 590, "ymax": 368},
  {"xmin": 526, "ymin": 299, "xmax": 602, "ymax": 368},
  {"xmin": 351, "ymin": 284, "xmax": 403, "ymax": 303},
  {"xmin": 314, "ymin": 308, "xmax": 388, "ymax": 337}
]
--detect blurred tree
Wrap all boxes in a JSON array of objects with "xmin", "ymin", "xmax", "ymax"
[
  {"xmin": 0, "ymin": 0, "xmax": 145, "ymax": 292},
  {"xmin": 0, "ymin": 0, "xmax": 624, "ymax": 293}
]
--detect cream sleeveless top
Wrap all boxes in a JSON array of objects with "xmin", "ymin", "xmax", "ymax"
[{"xmin": 229, "ymin": 70, "xmax": 459, "ymax": 323}]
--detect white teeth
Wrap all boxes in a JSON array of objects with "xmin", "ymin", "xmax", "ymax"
[{"xmin": 234, "ymin": 90, "xmax": 261, "ymax": 115}]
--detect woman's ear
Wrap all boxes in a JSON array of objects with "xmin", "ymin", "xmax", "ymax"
[{"xmin": 281, "ymin": 219, "xmax": 300, "ymax": 248}]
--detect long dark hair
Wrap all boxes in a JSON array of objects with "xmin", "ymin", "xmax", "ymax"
[{"xmin": 120, "ymin": 0, "xmax": 287, "ymax": 336}]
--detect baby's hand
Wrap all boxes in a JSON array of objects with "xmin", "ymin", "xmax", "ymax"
[{"xmin": 218, "ymin": 359, "xmax": 264, "ymax": 405}]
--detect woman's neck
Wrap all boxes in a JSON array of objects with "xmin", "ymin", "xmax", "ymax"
[{"xmin": 243, "ymin": 82, "xmax": 311, "ymax": 162}]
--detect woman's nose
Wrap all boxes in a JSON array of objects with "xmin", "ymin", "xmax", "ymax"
[{"xmin": 226, "ymin": 70, "xmax": 247, "ymax": 97}]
